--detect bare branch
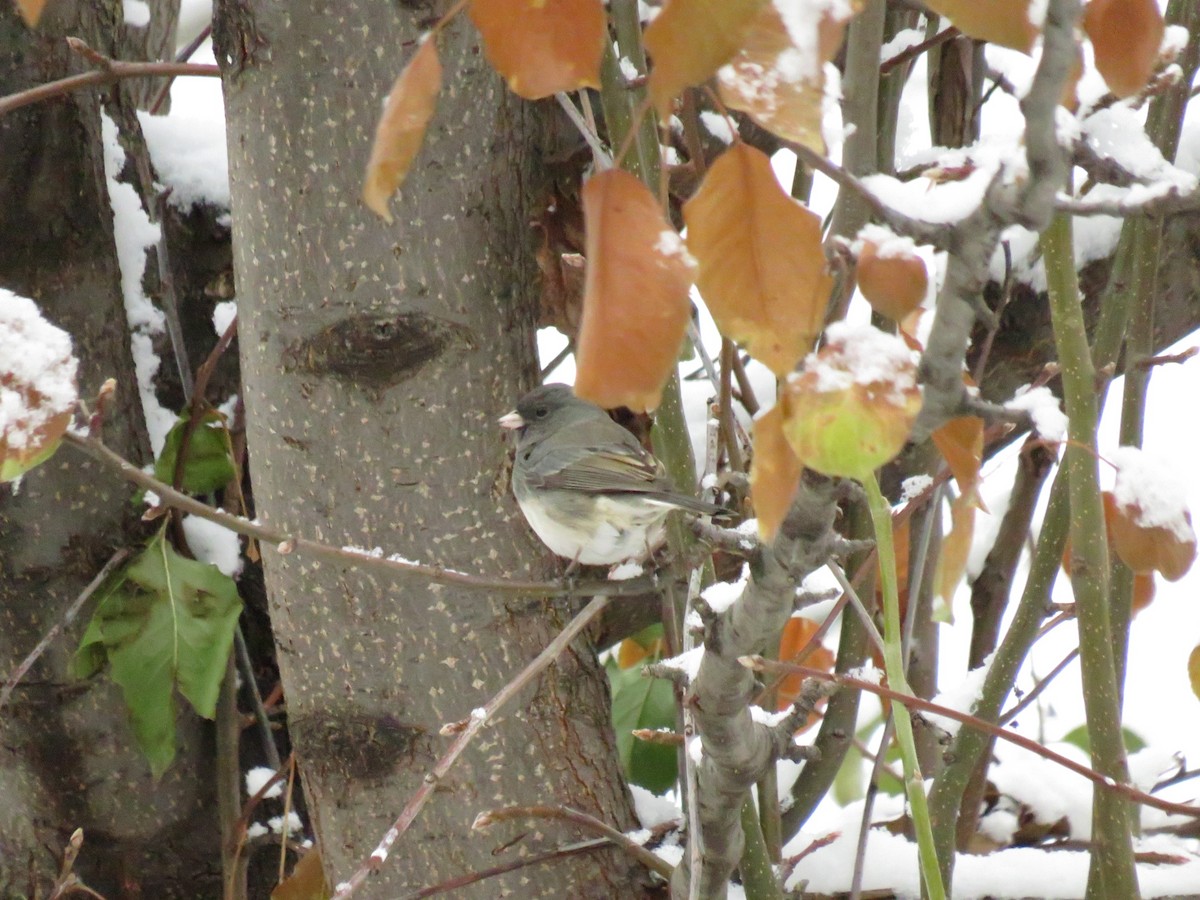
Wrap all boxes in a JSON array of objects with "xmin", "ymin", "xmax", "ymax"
[
  {"xmin": 472, "ymin": 804, "xmax": 673, "ymax": 880},
  {"xmin": 62, "ymin": 431, "xmax": 659, "ymax": 600},
  {"xmin": 743, "ymin": 656, "xmax": 1200, "ymax": 821},
  {"xmin": 0, "ymin": 548, "xmax": 130, "ymax": 712},
  {"xmin": 330, "ymin": 596, "xmax": 611, "ymax": 898}
]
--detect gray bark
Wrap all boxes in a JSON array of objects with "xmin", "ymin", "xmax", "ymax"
[
  {"xmin": 219, "ymin": 2, "xmax": 646, "ymax": 896},
  {"xmin": 0, "ymin": 1, "xmax": 220, "ymax": 897}
]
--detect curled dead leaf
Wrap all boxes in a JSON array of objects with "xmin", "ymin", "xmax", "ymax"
[
  {"xmin": 362, "ymin": 37, "xmax": 442, "ymax": 224},
  {"xmin": 750, "ymin": 403, "xmax": 803, "ymax": 542}
]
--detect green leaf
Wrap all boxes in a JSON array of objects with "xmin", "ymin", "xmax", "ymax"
[
  {"xmin": 608, "ymin": 659, "xmax": 678, "ymax": 793},
  {"xmin": 72, "ymin": 530, "xmax": 242, "ymax": 776},
  {"xmin": 154, "ymin": 410, "xmax": 236, "ymax": 494},
  {"xmin": 1060, "ymin": 724, "xmax": 1146, "ymax": 756}
]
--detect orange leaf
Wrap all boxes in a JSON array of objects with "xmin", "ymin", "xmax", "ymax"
[
  {"xmin": 1106, "ymin": 491, "xmax": 1197, "ymax": 583},
  {"xmin": 750, "ymin": 404, "xmax": 803, "ymax": 541},
  {"xmin": 716, "ymin": 2, "xmax": 854, "ymax": 152},
  {"xmin": 271, "ymin": 849, "xmax": 327, "ymax": 900},
  {"xmin": 684, "ymin": 143, "xmax": 832, "ymax": 376},
  {"xmin": 617, "ymin": 631, "xmax": 665, "ymax": 668},
  {"xmin": 1131, "ymin": 570, "xmax": 1156, "ymax": 615},
  {"xmin": 934, "ymin": 490, "xmax": 976, "ymax": 615},
  {"xmin": 13, "ymin": 0, "xmax": 46, "ymax": 27},
  {"xmin": 931, "ymin": 416, "xmax": 984, "ymax": 502},
  {"xmin": 856, "ymin": 232, "xmax": 929, "ymax": 323},
  {"xmin": 362, "ymin": 37, "xmax": 442, "ymax": 224},
  {"xmin": 574, "ymin": 170, "xmax": 694, "ymax": 412},
  {"xmin": 1189, "ymin": 644, "xmax": 1200, "ymax": 703},
  {"xmin": 469, "ymin": 0, "xmax": 605, "ymax": 99},
  {"xmin": 775, "ymin": 616, "xmax": 834, "ymax": 720},
  {"xmin": 644, "ymin": 0, "xmax": 766, "ymax": 119},
  {"xmin": 923, "ymin": 0, "xmax": 1039, "ymax": 53},
  {"xmin": 1083, "ymin": 0, "xmax": 1164, "ymax": 98}
]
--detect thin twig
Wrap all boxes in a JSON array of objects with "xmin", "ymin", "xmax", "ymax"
[
  {"xmin": 827, "ymin": 562, "xmax": 887, "ymax": 658},
  {"xmin": 0, "ymin": 58, "xmax": 218, "ymax": 117},
  {"xmin": 880, "ymin": 27, "xmax": 960, "ymax": 75},
  {"xmin": 234, "ymin": 627, "xmax": 282, "ymax": 771},
  {"xmin": 472, "ymin": 804, "xmax": 673, "ymax": 880},
  {"xmin": 742, "ymin": 657, "xmax": 1200, "ymax": 820},
  {"xmin": 554, "ymin": 92, "xmax": 612, "ymax": 169},
  {"xmin": 0, "ymin": 548, "xmax": 130, "ymax": 711},
  {"xmin": 150, "ymin": 23, "xmax": 214, "ymax": 113},
  {"xmin": 850, "ymin": 714, "xmax": 895, "ymax": 900},
  {"xmin": 999, "ymin": 647, "xmax": 1079, "ymax": 725},
  {"xmin": 330, "ymin": 596, "xmax": 611, "ymax": 898},
  {"xmin": 400, "ymin": 839, "xmax": 610, "ymax": 899},
  {"xmin": 62, "ymin": 431, "xmax": 659, "ymax": 600}
]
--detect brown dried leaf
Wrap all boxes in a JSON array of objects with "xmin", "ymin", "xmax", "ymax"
[
  {"xmin": 270, "ymin": 849, "xmax": 328, "ymax": 900},
  {"xmin": 716, "ymin": 2, "xmax": 854, "ymax": 152},
  {"xmin": 573, "ymin": 170, "xmax": 694, "ymax": 412},
  {"xmin": 931, "ymin": 416, "xmax": 984, "ymax": 502},
  {"xmin": 1189, "ymin": 644, "xmax": 1200, "ymax": 703},
  {"xmin": 857, "ymin": 241, "xmax": 929, "ymax": 323},
  {"xmin": 13, "ymin": 0, "xmax": 46, "ymax": 26},
  {"xmin": 645, "ymin": 0, "xmax": 766, "ymax": 119},
  {"xmin": 750, "ymin": 403, "xmax": 803, "ymax": 541},
  {"xmin": 1106, "ymin": 491, "xmax": 1197, "ymax": 583},
  {"xmin": 362, "ymin": 38, "xmax": 442, "ymax": 225},
  {"xmin": 683, "ymin": 143, "xmax": 832, "ymax": 375},
  {"xmin": 775, "ymin": 616, "xmax": 834, "ymax": 723},
  {"xmin": 469, "ymin": 0, "xmax": 605, "ymax": 99},
  {"xmin": 923, "ymin": 0, "xmax": 1039, "ymax": 54},
  {"xmin": 1083, "ymin": 0, "xmax": 1164, "ymax": 99},
  {"xmin": 935, "ymin": 490, "xmax": 976, "ymax": 612}
]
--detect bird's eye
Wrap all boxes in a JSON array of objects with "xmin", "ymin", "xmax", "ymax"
[{"xmin": 535, "ymin": 407, "xmax": 549, "ymax": 419}]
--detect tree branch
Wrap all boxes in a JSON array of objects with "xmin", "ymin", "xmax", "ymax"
[
  {"xmin": 62, "ymin": 431, "xmax": 659, "ymax": 599},
  {"xmin": 331, "ymin": 596, "xmax": 612, "ymax": 898}
]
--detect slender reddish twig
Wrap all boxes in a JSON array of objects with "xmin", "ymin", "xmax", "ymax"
[
  {"xmin": 330, "ymin": 596, "xmax": 611, "ymax": 898},
  {"xmin": 62, "ymin": 431, "xmax": 659, "ymax": 600},
  {"xmin": 0, "ymin": 59, "xmax": 218, "ymax": 117},
  {"xmin": 742, "ymin": 656, "xmax": 1200, "ymax": 820},
  {"xmin": 400, "ymin": 839, "xmax": 610, "ymax": 899},
  {"xmin": 0, "ymin": 548, "xmax": 130, "ymax": 711},
  {"xmin": 472, "ymin": 804, "xmax": 673, "ymax": 879}
]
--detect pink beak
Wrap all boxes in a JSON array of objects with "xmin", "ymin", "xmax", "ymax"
[{"xmin": 498, "ymin": 410, "xmax": 525, "ymax": 430}]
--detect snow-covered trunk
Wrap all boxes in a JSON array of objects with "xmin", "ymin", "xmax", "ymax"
[
  {"xmin": 0, "ymin": 1, "xmax": 222, "ymax": 897},
  {"xmin": 218, "ymin": 2, "xmax": 646, "ymax": 896}
]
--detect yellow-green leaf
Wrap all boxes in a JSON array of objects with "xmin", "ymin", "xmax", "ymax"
[{"xmin": 781, "ymin": 323, "xmax": 920, "ymax": 481}]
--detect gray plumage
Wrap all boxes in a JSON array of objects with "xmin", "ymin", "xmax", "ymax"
[{"xmin": 500, "ymin": 384, "xmax": 720, "ymax": 565}]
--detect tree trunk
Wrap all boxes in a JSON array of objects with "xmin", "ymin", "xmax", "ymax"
[
  {"xmin": 0, "ymin": 2, "xmax": 221, "ymax": 897},
  {"xmin": 219, "ymin": 2, "xmax": 648, "ymax": 896}
]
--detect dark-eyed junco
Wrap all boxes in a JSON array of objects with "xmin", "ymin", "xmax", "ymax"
[{"xmin": 499, "ymin": 384, "xmax": 721, "ymax": 566}]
